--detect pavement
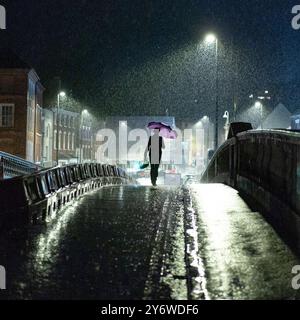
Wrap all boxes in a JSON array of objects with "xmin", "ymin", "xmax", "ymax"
[
  {"xmin": 0, "ymin": 182, "xmax": 299, "ymax": 300},
  {"xmin": 189, "ymin": 183, "xmax": 300, "ymax": 300}
]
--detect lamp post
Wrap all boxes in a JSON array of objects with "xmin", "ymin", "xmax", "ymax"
[
  {"xmin": 223, "ymin": 111, "xmax": 230, "ymax": 140},
  {"xmin": 56, "ymin": 91, "xmax": 66, "ymax": 165},
  {"xmin": 255, "ymin": 101, "xmax": 263, "ymax": 129},
  {"xmin": 205, "ymin": 33, "xmax": 219, "ymax": 151}
]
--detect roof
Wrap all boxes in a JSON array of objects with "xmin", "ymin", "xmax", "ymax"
[
  {"xmin": 105, "ymin": 116, "xmax": 176, "ymax": 129},
  {"xmin": 0, "ymin": 49, "xmax": 31, "ymax": 69}
]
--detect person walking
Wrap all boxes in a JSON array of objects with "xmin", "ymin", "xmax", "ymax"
[{"xmin": 146, "ymin": 129, "xmax": 165, "ymax": 187}]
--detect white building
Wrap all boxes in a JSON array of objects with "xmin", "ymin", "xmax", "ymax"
[
  {"xmin": 261, "ymin": 103, "xmax": 291, "ymax": 129},
  {"xmin": 42, "ymin": 109, "xmax": 54, "ymax": 167}
]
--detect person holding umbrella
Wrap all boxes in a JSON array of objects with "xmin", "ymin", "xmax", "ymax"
[
  {"xmin": 142, "ymin": 122, "xmax": 177, "ymax": 187},
  {"xmin": 146, "ymin": 128, "xmax": 165, "ymax": 187}
]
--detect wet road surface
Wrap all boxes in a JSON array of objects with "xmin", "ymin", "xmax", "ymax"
[
  {"xmin": 0, "ymin": 183, "xmax": 299, "ymax": 300},
  {"xmin": 0, "ymin": 185, "xmax": 186, "ymax": 300}
]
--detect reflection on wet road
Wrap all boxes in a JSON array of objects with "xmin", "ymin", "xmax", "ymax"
[
  {"xmin": 0, "ymin": 183, "xmax": 299, "ymax": 300},
  {"xmin": 0, "ymin": 185, "xmax": 185, "ymax": 300},
  {"xmin": 190, "ymin": 184, "xmax": 300, "ymax": 300}
]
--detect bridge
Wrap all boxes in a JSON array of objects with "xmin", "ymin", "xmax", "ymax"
[
  {"xmin": 1, "ymin": 129, "xmax": 300, "ymax": 300},
  {"xmin": 0, "ymin": 151, "xmax": 41, "ymax": 180}
]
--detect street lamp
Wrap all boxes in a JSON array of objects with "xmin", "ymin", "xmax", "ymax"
[
  {"xmin": 56, "ymin": 91, "xmax": 66, "ymax": 165},
  {"xmin": 205, "ymin": 33, "xmax": 219, "ymax": 151},
  {"xmin": 223, "ymin": 111, "xmax": 230, "ymax": 140},
  {"xmin": 205, "ymin": 34, "xmax": 217, "ymax": 44},
  {"xmin": 255, "ymin": 101, "xmax": 263, "ymax": 129}
]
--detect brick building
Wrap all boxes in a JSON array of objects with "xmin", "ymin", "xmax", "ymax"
[{"xmin": 0, "ymin": 50, "xmax": 44, "ymax": 162}]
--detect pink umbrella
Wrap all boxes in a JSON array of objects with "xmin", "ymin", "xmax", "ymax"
[{"xmin": 147, "ymin": 122, "xmax": 177, "ymax": 139}]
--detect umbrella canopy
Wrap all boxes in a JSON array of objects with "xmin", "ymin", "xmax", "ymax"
[{"xmin": 147, "ymin": 122, "xmax": 177, "ymax": 139}]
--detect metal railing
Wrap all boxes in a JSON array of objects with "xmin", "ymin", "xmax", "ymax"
[{"xmin": 0, "ymin": 151, "xmax": 42, "ymax": 180}]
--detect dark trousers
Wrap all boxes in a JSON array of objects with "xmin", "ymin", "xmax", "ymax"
[
  {"xmin": 149, "ymin": 151, "xmax": 162, "ymax": 186},
  {"xmin": 150, "ymin": 164, "xmax": 160, "ymax": 186}
]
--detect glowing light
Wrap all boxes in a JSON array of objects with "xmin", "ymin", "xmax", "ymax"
[
  {"xmin": 59, "ymin": 91, "xmax": 66, "ymax": 98},
  {"xmin": 255, "ymin": 101, "xmax": 262, "ymax": 108},
  {"xmin": 205, "ymin": 34, "xmax": 217, "ymax": 44}
]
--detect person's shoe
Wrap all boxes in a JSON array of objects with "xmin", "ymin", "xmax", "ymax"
[{"xmin": 150, "ymin": 182, "xmax": 157, "ymax": 188}]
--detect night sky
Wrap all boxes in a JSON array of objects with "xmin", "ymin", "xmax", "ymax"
[{"xmin": 1, "ymin": 0, "xmax": 300, "ymax": 120}]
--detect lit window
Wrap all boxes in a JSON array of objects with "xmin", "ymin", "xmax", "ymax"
[
  {"xmin": 72, "ymin": 133, "xmax": 75, "ymax": 150},
  {"xmin": 64, "ymin": 132, "xmax": 67, "ymax": 150},
  {"xmin": 59, "ymin": 131, "xmax": 62, "ymax": 150},
  {"xmin": 0, "ymin": 104, "xmax": 14, "ymax": 127},
  {"xmin": 54, "ymin": 130, "xmax": 57, "ymax": 149}
]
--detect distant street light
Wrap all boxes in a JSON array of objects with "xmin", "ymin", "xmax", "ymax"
[
  {"xmin": 223, "ymin": 111, "xmax": 230, "ymax": 140},
  {"xmin": 56, "ymin": 91, "xmax": 66, "ymax": 164},
  {"xmin": 255, "ymin": 101, "xmax": 263, "ymax": 129},
  {"xmin": 205, "ymin": 34, "xmax": 217, "ymax": 44},
  {"xmin": 205, "ymin": 33, "xmax": 219, "ymax": 151}
]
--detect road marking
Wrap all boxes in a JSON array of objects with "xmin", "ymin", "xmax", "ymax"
[
  {"xmin": 143, "ymin": 194, "xmax": 170, "ymax": 299},
  {"xmin": 183, "ymin": 187, "xmax": 209, "ymax": 300}
]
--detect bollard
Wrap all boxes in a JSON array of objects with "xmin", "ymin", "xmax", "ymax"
[{"xmin": 0, "ymin": 157, "xmax": 4, "ymax": 180}]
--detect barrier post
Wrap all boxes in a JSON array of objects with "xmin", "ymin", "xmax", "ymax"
[{"xmin": 0, "ymin": 157, "xmax": 4, "ymax": 180}]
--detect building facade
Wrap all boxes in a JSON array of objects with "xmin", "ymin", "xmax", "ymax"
[
  {"xmin": 52, "ymin": 108, "xmax": 80, "ymax": 166},
  {"xmin": 0, "ymin": 51, "xmax": 44, "ymax": 163},
  {"xmin": 80, "ymin": 110, "xmax": 94, "ymax": 163},
  {"xmin": 42, "ymin": 108, "xmax": 54, "ymax": 167}
]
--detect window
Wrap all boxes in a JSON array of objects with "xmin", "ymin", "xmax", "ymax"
[
  {"xmin": 27, "ymin": 106, "xmax": 34, "ymax": 132},
  {"xmin": 64, "ymin": 132, "xmax": 67, "ymax": 150},
  {"xmin": 36, "ymin": 105, "xmax": 42, "ymax": 133},
  {"xmin": 0, "ymin": 104, "xmax": 14, "ymax": 127},
  {"xmin": 68, "ymin": 132, "xmax": 71, "ymax": 150},
  {"xmin": 46, "ymin": 124, "xmax": 49, "ymax": 138},
  {"xmin": 54, "ymin": 130, "xmax": 57, "ymax": 149},
  {"xmin": 72, "ymin": 133, "xmax": 75, "ymax": 150},
  {"xmin": 59, "ymin": 131, "xmax": 62, "ymax": 150}
]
